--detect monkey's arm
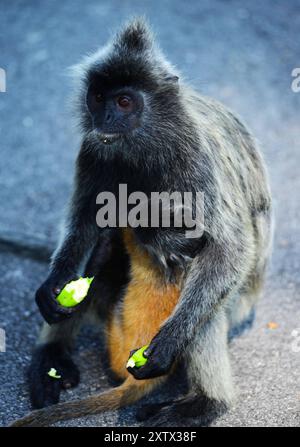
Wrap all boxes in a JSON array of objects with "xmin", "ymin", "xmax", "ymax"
[
  {"xmin": 36, "ymin": 199, "xmax": 100, "ymax": 324},
  {"xmin": 36, "ymin": 149, "xmax": 103, "ymax": 324},
  {"xmin": 128, "ymin": 237, "xmax": 250, "ymax": 379},
  {"xmin": 50, "ymin": 198, "xmax": 98, "ymax": 279}
]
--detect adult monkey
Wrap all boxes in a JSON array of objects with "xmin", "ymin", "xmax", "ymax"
[{"xmin": 12, "ymin": 19, "xmax": 272, "ymax": 427}]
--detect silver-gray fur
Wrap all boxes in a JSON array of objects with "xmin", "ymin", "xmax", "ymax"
[{"xmin": 12, "ymin": 18, "xmax": 273, "ymax": 427}]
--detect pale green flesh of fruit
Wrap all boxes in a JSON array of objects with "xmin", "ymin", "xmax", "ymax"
[{"xmin": 56, "ymin": 277, "xmax": 94, "ymax": 308}]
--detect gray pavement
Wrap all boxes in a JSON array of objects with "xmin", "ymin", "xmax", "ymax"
[{"xmin": 0, "ymin": 0, "xmax": 299, "ymax": 427}]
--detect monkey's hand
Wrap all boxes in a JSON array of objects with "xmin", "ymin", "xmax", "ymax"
[
  {"xmin": 35, "ymin": 274, "xmax": 84, "ymax": 325},
  {"xmin": 127, "ymin": 334, "xmax": 177, "ymax": 380}
]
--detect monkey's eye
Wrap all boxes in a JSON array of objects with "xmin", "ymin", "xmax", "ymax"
[
  {"xmin": 116, "ymin": 95, "xmax": 133, "ymax": 111},
  {"xmin": 94, "ymin": 93, "xmax": 103, "ymax": 103}
]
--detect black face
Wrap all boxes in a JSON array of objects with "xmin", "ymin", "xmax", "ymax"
[{"xmin": 86, "ymin": 83, "xmax": 144, "ymax": 144}]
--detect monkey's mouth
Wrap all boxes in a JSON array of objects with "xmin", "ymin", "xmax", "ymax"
[{"xmin": 99, "ymin": 133, "xmax": 121, "ymax": 145}]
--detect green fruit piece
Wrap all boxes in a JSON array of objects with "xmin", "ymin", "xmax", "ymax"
[
  {"xmin": 56, "ymin": 277, "xmax": 94, "ymax": 308},
  {"xmin": 47, "ymin": 368, "xmax": 61, "ymax": 379},
  {"xmin": 126, "ymin": 344, "xmax": 149, "ymax": 369}
]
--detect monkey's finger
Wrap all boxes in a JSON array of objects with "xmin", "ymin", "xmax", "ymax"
[
  {"xmin": 36, "ymin": 295, "xmax": 73, "ymax": 325},
  {"xmin": 128, "ymin": 349, "xmax": 138, "ymax": 358},
  {"xmin": 42, "ymin": 311, "xmax": 72, "ymax": 326},
  {"xmin": 126, "ymin": 366, "xmax": 145, "ymax": 379},
  {"xmin": 127, "ymin": 361, "xmax": 165, "ymax": 380},
  {"xmin": 127, "ymin": 366, "xmax": 156, "ymax": 380}
]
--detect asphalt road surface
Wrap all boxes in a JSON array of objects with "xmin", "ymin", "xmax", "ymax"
[{"xmin": 0, "ymin": 0, "xmax": 299, "ymax": 427}]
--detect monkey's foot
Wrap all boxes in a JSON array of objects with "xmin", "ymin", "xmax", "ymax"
[
  {"xmin": 29, "ymin": 342, "xmax": 80, "ymax": 409},
  {"xmin": 139, "ymin": 395, "xmax": 228, "ymax": 427},
  {"xmin": 136, "ymin": 401, "xmax": 173, "ymax": 422}
]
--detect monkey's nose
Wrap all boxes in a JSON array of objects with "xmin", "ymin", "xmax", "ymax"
[{"xmin": 104, "ymin": 112, "xmax": 113, "ymax": 124}]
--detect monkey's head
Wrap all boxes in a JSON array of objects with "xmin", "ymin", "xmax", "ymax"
[{"xmin": 76, "ymin": 19, "xmax": 183, "ymax": 154}]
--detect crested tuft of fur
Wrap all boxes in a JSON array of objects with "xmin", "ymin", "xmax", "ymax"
[
  {"xmin": 114, "ymin": 17, "xmax": 154, "ymax": 53},
  {"xmin": 70, "ymin": 18, "xmax": 180, "ymax": 137}
]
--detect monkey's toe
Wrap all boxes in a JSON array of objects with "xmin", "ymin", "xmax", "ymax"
[
  {"xmin": 29, "ymin": 342, "xmax": 80, "ymax": 409},
  {"xmin": 60, "ymin": 365, "xmax": 80, "ymax": 390},
  {"xmin": 31, "ymin": 375, "xmax": 61, "ymax": 409},
  {"xmin": 136, "ymin": 401, "xmax": 171, "ymax": 422}
]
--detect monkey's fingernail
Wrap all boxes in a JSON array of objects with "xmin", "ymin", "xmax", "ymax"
[
  {"xmin": 143, "ymin": 349, "xmax": 151, "ymax": 358},
  {"xmin": 53, "ymin": 287, "xmax": 61, "ymax": 295}
]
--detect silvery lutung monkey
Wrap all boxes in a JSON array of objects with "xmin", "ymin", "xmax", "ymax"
[{"xmin": 12, "ymin": 19, "xmax": 272, "ymax": 427}]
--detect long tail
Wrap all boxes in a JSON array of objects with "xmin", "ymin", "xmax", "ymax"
[{"xmin": 11, "ymin": 377, "xmax": 156, "ymax": 427}]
